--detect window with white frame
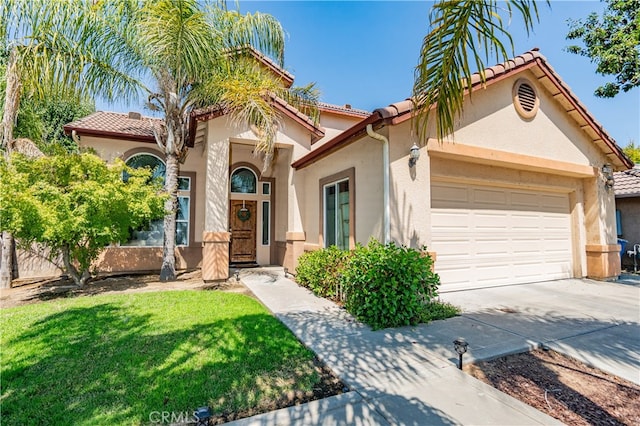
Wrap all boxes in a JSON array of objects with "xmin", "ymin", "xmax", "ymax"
[
  {"xmin": 323, "ymin": 179, "xmax": 350, "ymax": 250},
  {"xmin": 123, "ymin": 153, "xmax": 192, "ymax": 247}
]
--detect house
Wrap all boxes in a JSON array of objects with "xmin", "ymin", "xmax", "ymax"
[
  {"xmin": 60, "ymin": 49, "xmax": 632, "ymax": 290},
  {"xmin": 614, "ymin": 166, "xmax": 640, "ymax": 270}
]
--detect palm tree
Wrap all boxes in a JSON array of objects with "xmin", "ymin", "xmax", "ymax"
[
  {"xmin": 101, "ymin": 0, "xmax": 319, "ymax": 281},
  {"xmin": 412, "ymin": 0, "xmax": 547, "ymax": 142},
  {"xmin": 1, "ymin": 0, "xmax": 140, "ymax": 288}
]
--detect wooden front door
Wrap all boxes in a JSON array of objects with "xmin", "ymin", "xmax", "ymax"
[{"xmin": 230, "ymin": 200, "xmax": 257, "ymax": 263}]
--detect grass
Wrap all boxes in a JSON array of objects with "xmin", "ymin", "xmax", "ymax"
[{"xmin": 0, "ymin": 291, "xmax": 319, "ymax": 425}]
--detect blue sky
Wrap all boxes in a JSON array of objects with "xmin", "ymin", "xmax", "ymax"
[{"xmin": 101, "ymin": 1, "xmax": 639, "ymax": 147}]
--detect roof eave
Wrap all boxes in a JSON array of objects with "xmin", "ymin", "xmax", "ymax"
[
  {"xmin": 292, "ymin": 113, "xmax": 384, "ymax": 169},
  {"xmin": 63, "ymin": 125, "xmax": 157, "ymax": 144}
]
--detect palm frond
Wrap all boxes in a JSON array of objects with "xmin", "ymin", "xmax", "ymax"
[
  {"xmin": 208, "ymin": 5, "xmax": 285, "ymax": 67},
  {"xmin": 138, "ymin": 0, "xmax": 220, "ymax": 90},
  {"xmin": 412, "ymin": 0, "xmax": 546, "ymax": 143}
]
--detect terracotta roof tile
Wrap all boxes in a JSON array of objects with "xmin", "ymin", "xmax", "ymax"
[
  {"xmin": 318, "ymin": 102, "xmax": 369, "ymax": 118},
  {"xmin": 614, "ymin": 166, "xmax": 640, "ymax": 198},
  {"xmin": 64, "ymin": 111, "xmax": 162, "ymax": 142},
  {"xmin": 293, "ymin": 49, "xmax": 632, "ymax": 170}
]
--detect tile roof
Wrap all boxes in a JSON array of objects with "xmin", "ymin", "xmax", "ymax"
[
  {"xmin": 318, "ymin": 102, "xmax": 370, "ymax": 118},
  {"xmin": 293, "ymin": 49, "xmax": 633, "ymax": 170},
  {"xmin": 229, "ymin": 46, "xmax": 294, "ymax": 88},
  {"xmin": 614, "ymin": 166, "xmax": 640, "ymax": 198},
  {"xmin": 191, "ymin": 95, "xmax": 325, "ymax": 143},
  {"xmin": 64, "ymin": 111, "xmax": 162, "ymax": 143}
]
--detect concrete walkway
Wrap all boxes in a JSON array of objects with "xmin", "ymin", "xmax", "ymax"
[{"xmin": 228, "ymin": 268, "xmax": 640, "ymax": 425}]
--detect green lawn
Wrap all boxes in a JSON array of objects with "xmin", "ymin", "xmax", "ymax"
[{"xmin": 1, "ymin": 291, "xmax": 319, "ymax": 425}]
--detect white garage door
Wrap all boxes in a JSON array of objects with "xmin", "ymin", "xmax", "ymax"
[{"xmin": 431, "ymin": 182, "xmax": 573, "ymax": 291}]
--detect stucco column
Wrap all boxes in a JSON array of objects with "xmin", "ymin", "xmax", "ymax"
[
  {"xmin": 283, "ymin": 148, "xmax": 306, "ymax": 272},
  {"xmin": 202, "ymin": 130, "xmax": 230, "ymax": 281},
  {"xmin": 583, "ymin": 175, "xmax": 620, "ymax": 279}
]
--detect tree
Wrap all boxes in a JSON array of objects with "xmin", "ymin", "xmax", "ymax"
[
  {"xmin": 0, "ymin": 153, "xmax": 165, "ymax": 286},
  {"xmin": 623, "ymin": 141, "xmax": 640, "ymax": 164},
  {"xmin": 1, "ymin": 0, "xmax": 140, "ymax": 287},
  {"xmin": 566, "ymin": 0, "xmax": 640, "ymax": 98},
  {"xmin": 94, "ymin": 0, "xmax": 318, "ymax": 281},
  {"xmin": 412, "ymin": 0, "xmax": 546, "ymax": 141}
]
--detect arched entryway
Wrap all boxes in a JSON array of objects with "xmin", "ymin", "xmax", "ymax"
[{"xmin": 229, "ymin": 163, "xmax": 274, "ymax": 265}]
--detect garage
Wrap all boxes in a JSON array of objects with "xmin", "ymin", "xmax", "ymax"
[{"xmin": 431, "ymin": 181, "xmax": 573, "ymax": 291}]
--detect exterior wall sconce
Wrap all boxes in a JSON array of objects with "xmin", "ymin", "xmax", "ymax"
[
  {"xmin": 409, "ymin": 143, "xmax": 420, "ymax": 167},
  {"xmin": 453, "ymin": 337, "xmax": 469, "ymax": 369},
  {"xmin": 602, "ymin": 164, "xmax": 615, "ymax": 190}
]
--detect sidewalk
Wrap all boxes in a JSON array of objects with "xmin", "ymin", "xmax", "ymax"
[{"xmin": 228, "ymin": 268, "xmax": 639, "ymax": 425}]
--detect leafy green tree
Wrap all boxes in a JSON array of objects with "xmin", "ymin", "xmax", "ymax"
[
  {"xmin": 1, "ymin": 0, "xmax": 139, "ymax": 287},
  {"xmin": 412, "ymin": 0, "xmax": 546, "ymax": 141},
  {"xmin": 0, "ymin": 153, "xmax": 166, "ymax": 286},
  {"xmin": 567, "ymin": 0, "xmax": 640, "ymax": 98},
  {"xmin": 623, "ymin": 141, "xmax": 640, "ymax": 164}
]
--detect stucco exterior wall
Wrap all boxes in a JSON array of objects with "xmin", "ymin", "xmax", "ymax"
[
  {"xmin": 299, "ymin": 136, "xmax": 384, "ymax": 250},
  {"xmin": 452, "ymin": 71, "xmax": 603, "ymax": 167},
  {"xmin": 387, "ymin": 122, "xmax": 432, "ymax": 248}
]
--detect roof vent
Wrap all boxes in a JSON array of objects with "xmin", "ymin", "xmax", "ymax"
[
  {"xmin": 128, "ymin": 111, "xmax": 142, "ymax": 120},
  {"xmin": 512, "ymin": 78, "xmax": 539, "ymax": 119},
  {"xmin": 344, "ymin": 104, "xmax": 352, "ymax": 109}
]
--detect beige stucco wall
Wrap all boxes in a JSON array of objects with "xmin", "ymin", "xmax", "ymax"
[
  {"xmin": 313, "ymin": 113, "xmax": 365, "ymax": 148},
  {"xmin": 298, "ymin": 135, "xmax": 384, "ymax": 249},
  {"xmin": 387, "ymin": 122, "xmax": 432, "ymax": 248},
  {"xmin": 451, "ymin": 71, "xmax": 604, "ymax": 167}
]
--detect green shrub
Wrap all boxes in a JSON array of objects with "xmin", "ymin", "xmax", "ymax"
[
  {"xmin": 295, "ymin": 246, "xmax": 350, "ymax": 300},
  {"xmin": 341, "ymin": 240, "xmax": 440, "ymax": 330},
  {"xmin": 420, "ymin": 301, "xmax": 460, "ymax": 323}
]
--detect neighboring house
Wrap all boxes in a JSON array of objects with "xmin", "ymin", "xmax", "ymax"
[
  {"xmin": 614, "ymin": 166, "xmax": 640, "ymax": 270},
  {"xmin": 58, "ymin": 49, "xmax": 632, "ymax": 290}
]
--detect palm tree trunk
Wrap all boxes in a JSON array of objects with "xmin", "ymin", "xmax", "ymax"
[
  {"xmin": 160, "ymin": 151, "xmax": 179, "ymax": 281},
  {"xmin": 0, "ymin": 48, "xmax": 22, "ymax": 288}
]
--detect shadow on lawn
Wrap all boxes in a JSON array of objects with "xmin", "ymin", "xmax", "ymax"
[{"xmin": 1, "ymin": 300, "xmax": 317, "ymax": 425}]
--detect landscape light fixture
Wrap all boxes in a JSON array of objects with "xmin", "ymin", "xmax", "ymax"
[
  {"xmin": 453, "ymin": 337, "xmax": 469, "ymax": 370},
  {"xmin": 602, "ymin": 164, "xmax": 615, "ymax": 190},
  {"xmin": 193, "ymin": 406, "xmax": 212, "ymax": 425},
  {"xmin": 284, "ymin": 267, "xmax": 289, "ymax": 278},
  {"xmin": 234, "ymin": 268, "xmax": 240, "ymax": 282},
  {"xmin": 409, "ymin": 143, "xmax": 420, "ymax": 167}
]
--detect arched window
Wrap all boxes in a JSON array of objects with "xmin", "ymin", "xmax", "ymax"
[
  {"xmin": 123, "ymin": 153, "xmax": 191, "ymax": 247},
  {"xmin": 125, "ymin": 153, "xmax": 166, "ymax": 184},
  {"xmin": 231, "ymin": 167, "xmax": 257, "ymax": 194}
]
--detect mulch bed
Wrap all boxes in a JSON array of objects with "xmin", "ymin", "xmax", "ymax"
[{"xmin": 466, "ymin": 349, "xmax": 640, "ymax": 425}]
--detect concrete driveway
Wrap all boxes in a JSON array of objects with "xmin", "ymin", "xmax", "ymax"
[
  {"xmin": 440, "ymin": 277, "xmax": 640, "ymax": 385},
  {"xmin": 232, "ymin": 270, "xmax": 639, "ymax": 425}
]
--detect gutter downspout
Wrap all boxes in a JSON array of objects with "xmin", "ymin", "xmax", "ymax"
[{"xmin": 366, "ymin": 124, "xmax": 390, "ymax": 244}]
